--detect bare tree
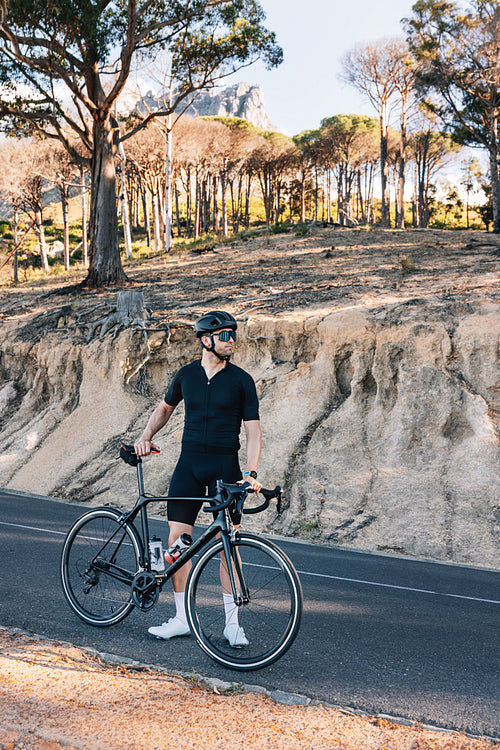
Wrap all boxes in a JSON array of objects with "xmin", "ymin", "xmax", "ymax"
[
  {"xmin": 341, "ymin": 38, "xmax": 407, "ymax": 227},
  {"xmin": 0, "ymin": 140, "xmax": 54, "ymax": 271},
  {"xmin": 407, "ymin": 111, "xmax": 460, "ymax": 227}
]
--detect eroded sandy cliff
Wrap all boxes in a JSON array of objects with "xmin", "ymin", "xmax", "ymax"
[{"xmin": 1, "ymin": 278, "xmax": 498, "ymax": 567}]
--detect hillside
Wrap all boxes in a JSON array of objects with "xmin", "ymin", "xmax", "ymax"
[{"xmin": 0, "ymin": 226, "xmax": 499, "ymax": 567}]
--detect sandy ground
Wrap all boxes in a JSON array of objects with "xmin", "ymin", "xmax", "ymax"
[
  {"xmin": 0, "ymin": 629, "xmax": 495, "ymax": 750},
  {"xmin": 2, "ymin": 227, "xmax": 500, "ymax": 326}
]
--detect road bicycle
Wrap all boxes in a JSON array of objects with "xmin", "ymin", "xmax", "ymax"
[{"xmin": 60, "ymin": 444, "xmax": 303, "ymax": 671}]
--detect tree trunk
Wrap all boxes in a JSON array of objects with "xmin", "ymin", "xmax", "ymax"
[
  {"xmin": 35, "ymin": 209, "xmax": 49, "ymax": 273},
  {"xmin": 221, "ymin": 173, "xmax": 228, "ymax": 237},
  {"xmin": 116, "ymin": 290, "xmax": 145, "ymax": 322},
  {"xmin": 489, "ymin": 112, "xmax": 500, "ymax": 234},
  {"xmin": 142, "ymin": 188, "xmax": 151, "ymax": 247},
  {"xmin": 13, "ymin": 204, "xmax": 19, "ymax": 284},
  {"xmin": 300, "ymin": 172, "xmax": 306, "ymax": 223},
  {"xmin": 213, "ymin": 176, "xmax": 219, "ymax": 233},
  {"xmin": 84, "ymin": 118, "xmax": 127, "ymax": 287},
  {"xmin": 314, "ymin": 167, "xmax": 319, "ymax": 221},
  {"xmin": 152, "ymin": 178, "xmax": 162, "ymax": 252},
  {"xmin": 380, "ymin": 99, "xmax": 390, "ymax": 227},
  {"xmin": 164, "ymin": 113, "xmax": 173, "ymax": 252},
  {"xmin": 245, "ymin": 172, "xmax": 251, "ymax": 228},
  {"xmin": 396, "ymin": 94, "xmax": 408, "ymax": 229},
  {"xmin": 194, "ymin": 172, "xmax": 200, "ymax": 239},
  {"xmin": 60, "ymin": 186, "xmax": 70, "ymax": 271},
  {"xmin": 327, "ymin": 170, "xmax": 332, "ymax": 223},
  {"xmin": 80, "ymin": 165, "xmax": 89, "ymax": 269},
  {"xmin": 357, "ymin": 171, "xmax": 366, "ymax": 224},
  {"xmin": 337, "ymin": 166, "xmax": 344, "ymax": 224},
  {"xmin": 174, "ymin": 181, "xmax": 182, "ymax": 237},
  {"xmin": 117, "ymin": 141, "xmax": 133, "ymax": 259}
]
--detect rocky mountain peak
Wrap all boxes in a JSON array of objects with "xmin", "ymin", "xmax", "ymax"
[
  {"xmin": 183, "ymin": 83, "xmax": 274, "ymax": 131},
  {"xmin": 138, "ymin": 82, "xmax": 274, "ymax": 131}
]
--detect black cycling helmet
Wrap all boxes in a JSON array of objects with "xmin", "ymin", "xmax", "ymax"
[{"xmin": 194, "ymin": 310, "xmax": 237, "ymax": 338}]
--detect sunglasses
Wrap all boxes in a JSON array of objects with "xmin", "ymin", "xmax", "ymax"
[{"xmin": 214, "ymin": 330, "xmax": 236, "ymax": 342}]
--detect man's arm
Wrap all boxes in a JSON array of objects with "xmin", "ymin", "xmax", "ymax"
[
  {"xmin": 134, "ymin": 401, "xmax": 175, "ymax": 456},
  {"xmin": 242, "ymin": 419, "xmax": 262, "ymax": 491}
]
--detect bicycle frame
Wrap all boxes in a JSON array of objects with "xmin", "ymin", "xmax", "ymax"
[{"xmin": 97, "ymin": 460, "xmax": 244, "ymax": 601}]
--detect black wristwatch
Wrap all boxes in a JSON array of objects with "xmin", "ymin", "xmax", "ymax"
[{"xmin": 244, "ymin": 470, "xmax": 258, "ymax": 479}]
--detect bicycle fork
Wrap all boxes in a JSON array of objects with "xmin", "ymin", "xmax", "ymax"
[{"xmin": 220, "ymin": 532, "xmax": 250, "ymax": 606}]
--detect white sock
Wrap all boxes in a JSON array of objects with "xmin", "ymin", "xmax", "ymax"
[
  {"xmin": 223, "ymin": 593, "xmax": 240, "ymax": 628},
  {"xmin": 174, "ymin": 591, "xmax": 187, "ymax": 625}
]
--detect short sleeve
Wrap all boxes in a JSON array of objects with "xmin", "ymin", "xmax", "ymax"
[
  {"xmin": 241, "ymin": 372, "xmax": 260, "ymax": 422},
  {"xmin": 164, "ymin": 369, "xmax": 183, "ymax": 407}
]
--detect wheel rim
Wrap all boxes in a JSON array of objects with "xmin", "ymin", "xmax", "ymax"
[
  {"xmin": 61, "ymin": 510, "xmax": 140, "ymax": 625},
  {"xmin": 187, "ymin": 536, "xmax": 302, "ymax": 670}
]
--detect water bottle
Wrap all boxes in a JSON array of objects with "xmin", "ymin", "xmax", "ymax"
[
  {"xmin": 165, "ymin": 533, "xmax": 192, "ymax": 564},
  {"xmin": 148, "ymin": 535, "xmax": 164, "ymax": 572}
]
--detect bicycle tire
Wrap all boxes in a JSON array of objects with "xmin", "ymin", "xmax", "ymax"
[
  {"xmin": 61, "ymin": 507, "xmax": 142, "ymax": 627},
  {"xmin": 185, "ymin": 532, "xmax": 302, "ymax": 671}
]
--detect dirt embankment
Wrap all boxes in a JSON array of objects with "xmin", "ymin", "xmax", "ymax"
[{"xmin": 0, "ymin": 227, "xmax": 500, "ymax": 567}]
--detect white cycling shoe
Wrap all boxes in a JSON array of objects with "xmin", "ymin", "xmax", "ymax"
[
  {"xmin": 148, "ymin": 617, "xmax": 190, "ymax": 640},
  {"xmin": 223, "ymin": 623, "xmax": 249, "ymax": 648}
]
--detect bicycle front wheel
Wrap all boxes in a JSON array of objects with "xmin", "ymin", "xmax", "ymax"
[
  {"xmin": 186, "ymin": 532, "xmax": 302, "ymax": 671},
  {"xmin": 61, "ymin": 507, "xmax": 141, "ymax": 627}
]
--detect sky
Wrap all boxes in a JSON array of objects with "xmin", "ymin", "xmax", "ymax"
[{"xmin": 227, "ymin": 0, "xmax": 417, "ymax": 136}]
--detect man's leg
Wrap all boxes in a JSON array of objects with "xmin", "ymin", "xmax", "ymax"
[
  {"xmin": 209, "ymin": 458, "xmax": 249, "ymax": 647},
  {"xmin": 148, "ymin": 454, "xmax": 202, "ymax": 640}
]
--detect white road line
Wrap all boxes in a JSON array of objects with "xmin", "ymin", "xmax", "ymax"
[
  {"xmin": 295, "ymin": 568, "xmax": 500, "ymax": 605},
  {"xmin": 0, "ymin": 521, "xmax": 67, "ymax": 536},
  {"xmin": 1, "ymin": 520, "xmax": 499, "ymax": 605}
]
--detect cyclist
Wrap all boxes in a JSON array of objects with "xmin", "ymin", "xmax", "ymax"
[{"xmin": 134, "ymin": 310, "xmax": 262, "ymax": 647}]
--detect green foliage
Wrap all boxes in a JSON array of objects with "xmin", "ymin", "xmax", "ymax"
[
  {"xmin": 405, "ymin": 0, "xmax": 500, "ymax": 231},
  {"xmin": 400, "ymin": 255, "xmax": 416, "ymax": 273},
  {"xmin": 0, "ymin": 0, "xmax": 283, "ymax": 285},
  {"xmin": 202, "ymin": 116, "xmax": 260, "ymax": 134},
  {"xmin": 268, "ymin": 221, "xmax": 292, "ymax": 234}
]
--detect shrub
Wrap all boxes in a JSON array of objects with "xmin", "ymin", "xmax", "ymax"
[
  {"xmin": 269, "ymin": 222, "xmax": 291, "ymax": 235},
  {"xmin": 400, "ymin": 255, "xmax": 415, "ymax": 274}
]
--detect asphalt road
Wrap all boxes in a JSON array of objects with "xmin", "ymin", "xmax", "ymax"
[{"xmin": 1, "ymin": 489, "xmax": 499, "ymax": 738}]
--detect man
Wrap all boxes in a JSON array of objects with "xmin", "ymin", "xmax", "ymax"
[{"xmin": 134, "ymin": 310, "xmax": 262, "ymax": 647}]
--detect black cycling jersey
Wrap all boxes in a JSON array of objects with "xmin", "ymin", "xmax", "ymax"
[{"xmin": 164, "ymin": 360, "xmax": 259, "ymax": 454}]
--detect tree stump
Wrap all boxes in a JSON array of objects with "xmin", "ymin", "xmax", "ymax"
[
  {"xmin": 86, "ymin": 291, "xmax": 147, "ymax": 341},
  {"xmin": 116, "ymin": 291, "xmax": 145, "ymax": 324}
]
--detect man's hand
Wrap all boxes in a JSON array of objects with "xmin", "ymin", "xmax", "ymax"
[
  {"xmin": 238, "ymin": 475, "xmax": 262, "ymax": 493},
  {"xmin": 133, "ymin": 438, "xmax": 160, "ymax": 457}
]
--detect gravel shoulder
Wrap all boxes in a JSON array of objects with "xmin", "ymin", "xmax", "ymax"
[{"xmin": 0, "ymin": 629, "xmax": 496, "ymax": 750}]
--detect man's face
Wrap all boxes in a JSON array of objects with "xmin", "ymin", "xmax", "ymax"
[{"xmin": 204, "ymin": 327, "xmax": 236, "ymax": 358}]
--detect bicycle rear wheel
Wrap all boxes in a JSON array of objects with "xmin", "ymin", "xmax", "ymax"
[
  {"xmin": 186, "ymin": 532, "xmax": 302, "ymax": 671},
  {"xmin": 61, "ymin": 507, "xmax": 141, "ymax": 627}
]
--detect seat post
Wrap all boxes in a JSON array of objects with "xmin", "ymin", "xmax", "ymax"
[{"xmin": 137, "ymin": 460, "xmax": 145, "ymax": 497}]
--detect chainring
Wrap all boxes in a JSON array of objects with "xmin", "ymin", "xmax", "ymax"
[{"xmin": 131, "ymin": 571, "xmax": 159, "ymax": 611}]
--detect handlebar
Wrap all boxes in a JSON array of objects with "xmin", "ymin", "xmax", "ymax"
[{"xmin": 204, "ymin": 480, "xmax": 282, "ymax": 516}]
